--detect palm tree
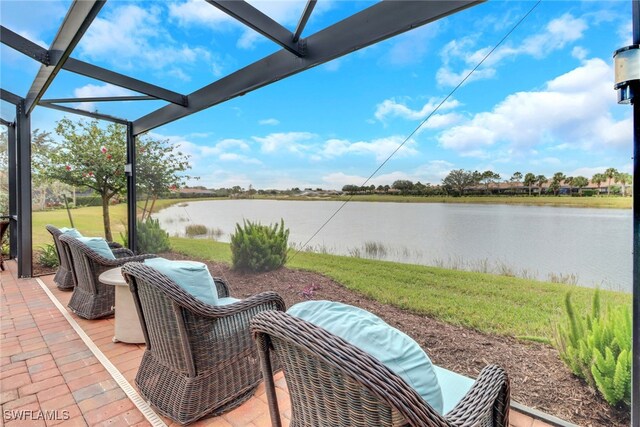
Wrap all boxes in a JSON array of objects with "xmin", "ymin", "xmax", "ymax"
[
  {"xmin": 573, "ymin": 176, "xmax": 589, "ymax": 196},
  {"xmin": 523, "ymin": 173, "xmax": 536, "ymax": 196},
  {"xmin": 615, "ymin": 172, "xmax": 632, "ymax": 196},
  {"xmin": 535, "ymin": 174, "xmax": 548, "ymax": 196},
  {"xmin": 510, "ymin": 172, "xmax": 523, "ymax": 195},
  {"xmin": 592, "ymin": 173, "xmax": 606, "ymax": 195},
  {"xmin": 565, "ymin": 176, "xmax": 574, "ymax": 196},
  {"xmin": 551, "ymin": 172, "xmax": 566, "ymax": 196},
  {"xmin": 604, "ymin": 168, "xmax": 618, "ymax": 195}
]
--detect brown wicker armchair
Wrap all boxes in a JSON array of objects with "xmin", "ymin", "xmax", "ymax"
[
  {"xmin": 121, "ymin": 262, "xmax": 286, "ymax": 425},
  {"xmin": 46, "ymin": 225, "xmax": 123, "ymax": 290},
  {"xmin": 251, "ymin": 310, "xmax": 510, "ymax": 427},
  {"xmin": 59, "ymin": 234, "xmax": 154, "ymax": 319}
]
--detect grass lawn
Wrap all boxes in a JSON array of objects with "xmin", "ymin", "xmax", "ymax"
[
  {"xmin": 169, "ymin": 237, "xmax": 630, "ymax": 341},
  {"xmin": 256, "ymin": 194, "xmax": 632, "ymax": 209}
]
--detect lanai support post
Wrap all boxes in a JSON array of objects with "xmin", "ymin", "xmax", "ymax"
[
  {"xmin": 15, "ymin": 100, "xmax": 32, "ymax": 277},
  {"xmin": 126, "ymin": 122, "xmax": 137, "ymax": 254},
  {"xmin": 7, "ymin": 120, "xmax": 17, "ymax": 259},
  {"xmin": 632, "ymin": 1, "xmax": 640, "ymax": 426}
]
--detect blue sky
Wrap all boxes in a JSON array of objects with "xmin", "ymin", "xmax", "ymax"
[{"xmin": 0, "ymin": 0, "xmax": 634, "ymax": 190}]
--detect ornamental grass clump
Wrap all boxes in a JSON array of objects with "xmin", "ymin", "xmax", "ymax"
[
  {"xmin": 230, "ymin": 219, "xmax": 289, "ymax": 272},
  {"xmin": 38, "ymin": 244, "xmax": 60, "ymax": 268},
  {"xmin": 555, "ymin": 290, "xmax": 631, "ymax": 407}
]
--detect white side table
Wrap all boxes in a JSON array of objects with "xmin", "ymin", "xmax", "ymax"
[{"xmin": 98, "ymin": 267, "xmax": 145, "ymax": 344}]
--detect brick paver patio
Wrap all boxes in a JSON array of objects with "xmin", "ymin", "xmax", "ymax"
[{"xmin": 1, "ymin": 261, "xmax": 550, "ymax": 427}]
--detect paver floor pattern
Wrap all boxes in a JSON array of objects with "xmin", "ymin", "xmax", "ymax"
[{"xmin": 1, "ymin": 261, "xmax": 546, "ymax": 426}]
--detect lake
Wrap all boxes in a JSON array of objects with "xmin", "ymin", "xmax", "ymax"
[{"xmin": 155, "ymin": 199, "xmax": 632, "ymax": 292}]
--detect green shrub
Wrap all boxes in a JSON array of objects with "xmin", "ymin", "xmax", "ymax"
[
  {"xmin": 75, "ymin": 195, "xmax": 103, "ymax": 207},
  {"xmin": 230, "ymin": 219, "xmax": 289, "ymax": 272},
  {"xmin": 38, "ymin": 244, "xmax": 60, "ymax": 268},
  {"xmin": 185, "ymin": 224, "xmax": 208, "ymax": 237},
  {"xmin": 556, "ymin": 290, "xmax": 631, "ymax": 407},
  {"xmin": 581, "ymin": 189, "xmax": 597, "ymax": 197},
  {"xmin": 121, "ymin": 218, "xmax": 171, "ymax": 254}
]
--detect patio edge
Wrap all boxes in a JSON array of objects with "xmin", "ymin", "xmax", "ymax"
[
  {"xmin": 511, "ymin": 401, "xmax": 579, "ymax": 427},
  {"xmin": 35, "ymin": 277, "xmax": 167, "ymax": 427}
]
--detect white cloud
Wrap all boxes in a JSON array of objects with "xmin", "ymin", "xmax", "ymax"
[
  {"xmin": 320, "ymin": 136, "xmax": 418, "ymax": 162},
  {"xmin": 168, "ymin": 0, "xmax": 234, "ymax": 27},
  {"xmin": 169, "ymin": 0, "xmax": 335, "ymax": 50},
  {"xmin": 259, "ymin": 118, "xmax": 280, "ymax": 126},
  {"xmin": 382, "ymin": 24, "xmax": 440, "ymax": 67},
  {"xmin": 72, "ymin": 83, "xmax": 136, "ymax": 111},
  {"xmin": 437, "ymin": 13, "xmax": 588, "ymax": 86},
  {"xmin": 219, "ymin": 153, "xmax": 262, "ymax": 165},
  {"xmin": 321, "ymin": 160, "xmax": 453, "ymax": 188},
  {"xmin": 567, "ymin": 167, "xmax": 609, "ymax": 178},
  {"xmin": 374, "ymin": 98, "xmax": 460, "ymax": 122},
  {"xmin": 253, "ymin": 132, "xmax": 317, "ymax": 154},
  {"xmin": 78, "ymin": 4, "xmax": 219, "ymax": 76},
  {"xmin": 437, "ymin": 58, "xmax": 631, "ymax": 157}
]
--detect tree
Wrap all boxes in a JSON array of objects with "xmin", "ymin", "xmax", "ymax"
[
  {"xmin": 480, "ymin": 170, "xmax": 500, "ymax": 195},
  {"xmin": 615, "ymin": 172, "xmax": 632, "ymax": 196},
  {"xmin": 38, "ymin": 118, "xmax": 194, "ymax": 241},
  {"xmin": 565, "ymin": 176, "xmax": 574, "ymax": 196},
  {"xmin": 604, "ymin": 168, "xmax": 618, "ymax": 195},
  {"xmin": 392, "ymin": 180, "xmax": 414, "ymax": 195},
  {"xmin": 550, "ymin": 172, "xmax": 566, "ymax": 196},
  {"xmin": 442, "ymin": 169, "xmax": 475, "ymax": 196},
  {"xmin": 523, "ymin": 173, "xmax": 536, "ymax": 196},
  {"xmin": 535, "ymin": 175, "xmax": 548, "ymax": 195},
  {"xmin": 137, "ymin": 135, "xmax": 192, "ymax": 220},
  {"xmin": 591, "ymin": 173, "xmax": 606, "ymax": 195},
  {"xmin": 510, "ymin": 172, "xmax": 523, "ymax": 195},
  {"xmin": 573, "ymin": 176, "xmax": 589, "ymax": 195}
]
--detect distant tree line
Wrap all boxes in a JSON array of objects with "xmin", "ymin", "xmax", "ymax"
[{"xmin": 341, "ymin": 168, "xmax": 633, "ymax": 197}]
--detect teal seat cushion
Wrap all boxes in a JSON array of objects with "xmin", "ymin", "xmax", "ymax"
[
  {"xmin": 77, "ymin": 237, "xmax": 116, "ymax": 260},
  {"xmin": 144, "ymin": 258, "xmax": 219, "ymax": 306},
  {"xmin": 60, "ymin": 227, "xmax": 83, "ymax": 238},
  {"xmin": 433, "ymin": 365, "xmax": 474, "ymax": 414},
  {"xmin": 288, "ymin": 300, "xmax": 444, "ymax": 413}
]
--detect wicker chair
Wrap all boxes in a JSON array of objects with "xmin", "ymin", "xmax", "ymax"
[
  {"xmin": 251, "ymin": 310, "xmax": 510, "ymax": 427},
  {"xmin": 59, "ymin": 234, "xmax": 154, "ymax": 319},
  {"xmin": 46, "ymin": 225, "xmax": 123, "ymax": 290},
  {"xmin": 121, "ymin": 262, "xmax": 286, "ymax": 425},
  {"xmin": 0, "ymin": 220, "xmax": 9, "ymax": 271}
]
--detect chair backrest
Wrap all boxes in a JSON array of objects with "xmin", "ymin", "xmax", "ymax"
[
  {"xmin": 121, "ymin": 262, "xmax": 239, "ymax": 377},
  {"xmin": 45, "ymin": 225, "xmax": 71, "ymax": 272},
  {"xmin": 59, "ymin": 234, "xmax": 118, "ymax": 295},
  {"xmin": 251, "ymin": 310, "xmax": 452, "ymax": 427}
]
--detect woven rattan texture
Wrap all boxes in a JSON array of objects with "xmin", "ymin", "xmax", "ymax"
[
  {"xmin": 251, "ymin": 310, "xmax": 510, "ymax": 427},
  {"xmin": 122, "ymin": 262, "xmax": 286, "ymax": 425},
  {"xmin": 59, "ymin": 234, "xmax": 155, "ymax": 319}
]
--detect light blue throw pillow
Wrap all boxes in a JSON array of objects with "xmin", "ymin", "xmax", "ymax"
[
  {"xmin": 60, "ymin": 227, "xmax": 83, "ymax": 238},
  {"xmin": 287, "ymin": 300, "xmax": 444, "ymax": 413},
  {"xmin": 77, "ymin": 237, "xmax": 116, "ymax": 260},
  {"xmin": 144, "ymin": 258, "xmax": 219, "ymax": 306}
]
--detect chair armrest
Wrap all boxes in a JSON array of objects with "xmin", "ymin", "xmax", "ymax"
[
  {"xmin": 445, "ymin": 364, "xmax": 510, "ymax": 427},
  {"xmin": 108, "ymin": 241, "xmax": 123, "ymax": 249},
  {"xmin": 112, "ymin": 248, "xmax": 135, "ymax": 258},
  {"xmin": 212, "ymin": 277, "xmax": 230, "ymax": 298}
]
